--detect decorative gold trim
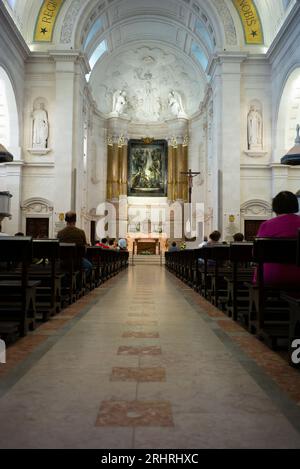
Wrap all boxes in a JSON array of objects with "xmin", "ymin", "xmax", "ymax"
[{"xmin": 142, "ymin": 137, "xmax": 154, "ymax": 145}]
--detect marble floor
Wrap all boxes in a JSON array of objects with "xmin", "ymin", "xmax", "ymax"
[{"xmin": 0, "ymin": 265, "xmax": 300, "ymax": 449}]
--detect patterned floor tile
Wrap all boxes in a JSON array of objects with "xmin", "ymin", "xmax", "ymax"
[
  {"xmin": 127, "ymin": 313, "xmax": 152, "ymax": 318},
  {"xmin": 122, "ymin": 331, "xmax": 160, "ymax": 339},
  {"xmin": 118, "ymin": 346, "xmax": 162, "ymax": 356},
  {"xmin": 125, "ymin": 321, "xmax": 158, "ymax": 326},
  {"xmin": 95, "ymin": 400, "xmax": 174, "ymax": 427},
  {"xmin": 111, "ymin": 367, "xmax": 166, "ymax": 382}
]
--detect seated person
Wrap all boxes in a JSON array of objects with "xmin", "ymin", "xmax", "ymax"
[
  {"xmin": 233, "ymin": 232, "xmax": 244, "ymax": 242},
  {"xmin": 198, "ymin": 230, "xmax": 222, "ymax": 265},
  {"xmin": 57, "ymin": 211, "xmax": 92, "ymax": 275},
  {"xmin": 207, "ymin": 230, "xmax": 221, "ymax": 245},
  {"xmin": 118, "ymin": 239, "xmax": 128, "ymax": 251},
  {"xmin": 255, "ymin": 191, "xmax": 300, "ymax": 285},
  {"xmin": 108, "ymin": 239, "xmax": 116, "ymax": 249},
  {"xmin": 96, "ymin": 238, "xmax": 110, "ymax": 249},
  {"xmin": 168, "ymin": 241, "xmax": 179, "ymax": 252}
]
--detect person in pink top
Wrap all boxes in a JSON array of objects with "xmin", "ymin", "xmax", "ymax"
[{"xmin": 256, "ymin": 191, "xmax": 300, "ymax": 285}]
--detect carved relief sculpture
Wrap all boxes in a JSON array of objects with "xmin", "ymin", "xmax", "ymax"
[
  {"xmin": 32, "ymin": 103, "xmax": 49, "ymax": 149},
  {"xmin": 247, "ymin": 105, "xmax": 263, "ymax": 150}
]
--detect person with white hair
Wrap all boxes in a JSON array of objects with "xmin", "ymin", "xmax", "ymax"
[{"xmin": 118, "ymin": 239, "xmax": 127, "ymax": 251}]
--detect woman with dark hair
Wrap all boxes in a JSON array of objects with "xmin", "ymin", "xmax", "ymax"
[{"xmin": 255, "ymin": 191, "xmax": 300, "ymax": 285}]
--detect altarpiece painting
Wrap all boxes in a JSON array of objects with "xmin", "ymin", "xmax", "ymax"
[{"xmin": 128, "ymin": 140, "xmax": 168, "ymax": 197}]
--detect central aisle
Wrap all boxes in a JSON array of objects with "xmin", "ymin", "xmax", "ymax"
[{"xmin": 0, "ymin": 265, "xmax": 300, "ymax": 449}]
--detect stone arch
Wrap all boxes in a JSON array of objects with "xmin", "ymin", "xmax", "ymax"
[
  {"xmin": 21, "ymin": 197, "xmax": 54, "ymax": 237},
  {"xmin": 241, "ymin": 199, "xmax": 272, "ymax": 217},
  {"xmin": 0, "ymin": 66, "xmax": 20, "ymax": 156},
  {"xmin": 275, "ymin": 66, "xmax": 300, "ymax": 163},
  {"xmin": 240, "ymin": 199, "xmax": 272, "ymax": 230},
  {"xmin": 21, "ymin": 197, "xmax": 54, "ymax": 213}
]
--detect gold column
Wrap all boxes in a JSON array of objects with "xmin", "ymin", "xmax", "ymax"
[
  {"xmin": 106, "ymin": 142, "xmax": 120, "ymax": 200},
  {"xmin": 176, "ymin": 144, "xmax": 185, "ymax": 200},
  {"xmin": 106, "ymin": 144, "xmax": 114, "ymax": 200},
  {"xmin": 119, "ymin": 144, "xmax": 128, "ymax": 196},
  {"xmin": 182, "ymin": 144, "xmax": 188, "ymax": 202},
  {"xmin": 168, "ymin": 145, "xmax": 174, "ymax": 201},
  {"xmin": 173, "ymin": 147, "xmax": 178, "ymax": 200},
  {"xmin": 111, "ymin": 143, "xmax": 120, "ymax": 199}
]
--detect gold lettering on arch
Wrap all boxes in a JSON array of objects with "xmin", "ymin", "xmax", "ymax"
[
  {"xmin": 34, "ymin": 0, "xmax": 64, "ymax": 42},
  {"xmin": 232, "ymin": 0, "xmax": 264, "ymax": 44}
]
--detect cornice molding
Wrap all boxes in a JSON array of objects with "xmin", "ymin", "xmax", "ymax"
[{"xmin": 207, "ymin": 52, "xmax": 248, "ymax": 77}]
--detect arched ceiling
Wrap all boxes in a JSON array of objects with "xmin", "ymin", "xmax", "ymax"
[
  {"xmin": 3, "ymin": 0, "xmax": 296, "ymax": 50},
  {"xmin": 2, "ymin": 0, "xmax": 297, "ymax": 121},
  {"xmin": 77, "ymin": 0, "xmax": 223, "ymax": 120}
]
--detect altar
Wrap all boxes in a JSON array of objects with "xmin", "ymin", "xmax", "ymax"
[
  {"xmin": 133, "ymin": 238, "xmax": 160, "ymax": 255},
  {"xmin": 126, "ymin": 233, "xmax": 167, "ymax": 255}
]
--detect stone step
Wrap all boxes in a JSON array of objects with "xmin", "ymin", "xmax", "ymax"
[{"xmin": 130, "ymin": 255, "xmax": 165, "ymax": 265}]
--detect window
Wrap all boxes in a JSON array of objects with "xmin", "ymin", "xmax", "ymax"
[{"xmin": 191, "ymin": 42, "xmax": 208, "ymax": 71}]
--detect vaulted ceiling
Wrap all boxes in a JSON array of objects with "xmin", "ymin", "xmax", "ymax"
[{"xmin": 2, "ymin": 0, "xmax": 296, "ymax": 120}]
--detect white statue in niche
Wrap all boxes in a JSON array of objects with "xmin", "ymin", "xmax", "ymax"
[
  {"xmin": 32, "ymin": 103, "xmax": 49, "ymax": 149},
  {"xmin": 168, "ymin": 90, "xmax": 186, "ymax": 117},
  {"xmin": 112, "ymin": 90, "xmax": 127, "ymax": 115},
  {"xmin": 247, "ymin": 105, "xmax": 263, "ymax": 150}
]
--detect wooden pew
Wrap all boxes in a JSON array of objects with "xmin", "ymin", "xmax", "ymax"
[
  {"xmin": 31, "ymin": 239, "xmax": 62, "ymax": 319},
  {"xmin": 0, "ymin": 237, "xmax": 40, "ymax": 336},
  {"xmin": 59, "ymin": 243, "xmax": 85, "ymax": 305},
  {"xmin": 195, "ymin": 246, "xmax": 214, "ymax": 298},
  {"xmin": 86, "ymin": 246, "xmax": 102, "ymax": 287},
  {"xmin": 224, "ymin": 242, "xmax": 254, "ymax": 321},
  {"xmin": 249, "ymin": 238, "xmax": 298, "ymax": 349},
  {"xmin": 196, "ymin": 245, "xmax": 230, "ymax": 303},
  {"xmin": 281, "ymin": 229, "xmax": 300, "ymax": 367},
  {"xmin": 207, "ymin": 245, "xmax": 230, "ymax": 306}
]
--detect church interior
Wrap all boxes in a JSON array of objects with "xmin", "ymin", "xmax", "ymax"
[{"xmin": 1, "ymin": 0, "xmax": 300, "ymax": 450}]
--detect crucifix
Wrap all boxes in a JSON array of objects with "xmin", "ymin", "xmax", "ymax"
[
  {"xmin": 181, "ymin": 169, "xmax": 201, "ymax": 203},
  {"xmin": 180, "ymin": 169, "xmax": 201, "ymax": 240}
]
